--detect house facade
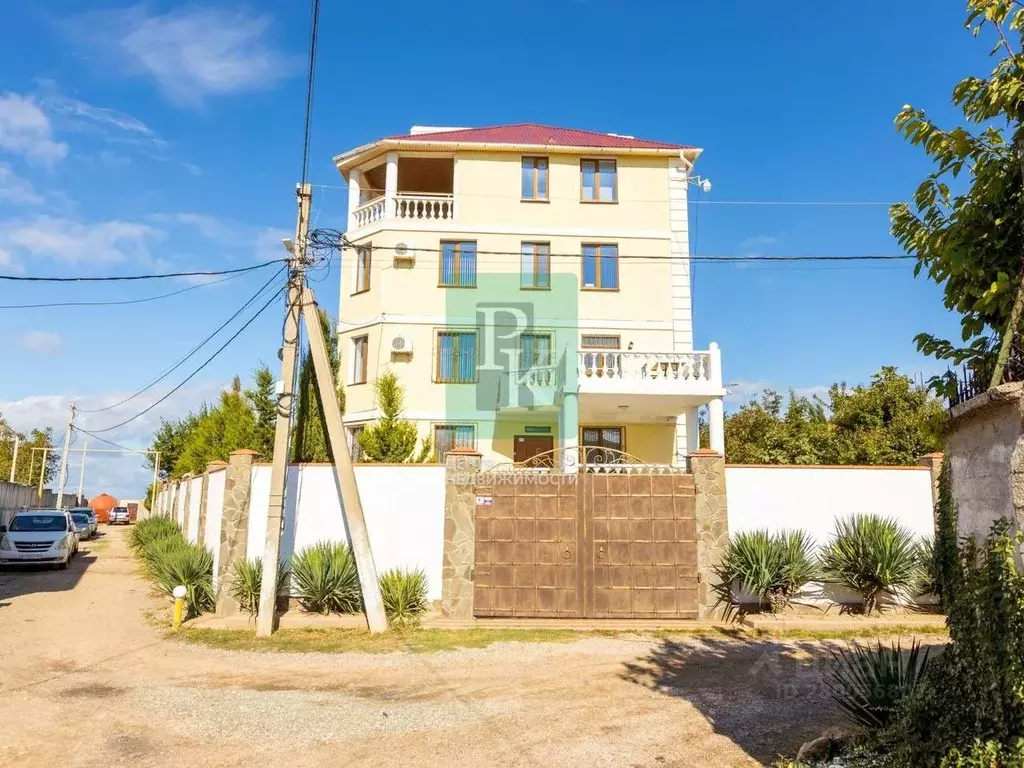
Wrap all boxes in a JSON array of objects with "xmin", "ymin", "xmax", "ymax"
[{"xmin": 334, "ymin": 123, "xmax": 725, "ymax": 468}]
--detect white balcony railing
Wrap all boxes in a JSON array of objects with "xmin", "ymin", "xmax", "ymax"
[
  {"xmin": 578, "ymin": 351, "xmax": 714, "ymax": 384},
  {"xmin": 395, "ymin": 193, "xmax": 455, "ymax": 221},
  {"xmin": 352, "ymin": 196, "xmax": 386, "ymax": 228}
]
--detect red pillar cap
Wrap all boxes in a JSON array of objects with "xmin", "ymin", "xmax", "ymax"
[
  {"xmin": 690, "ymin": 448, "xmax": 723, "ymax": 457},
  {"xmin": 229, "ymin": 449, "xmax": 261, "ymax": 457}
]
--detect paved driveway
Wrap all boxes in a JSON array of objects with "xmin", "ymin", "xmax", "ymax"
[{"xmin": 0, "ymin": 526, "xmax": 848, "ymax": 767}]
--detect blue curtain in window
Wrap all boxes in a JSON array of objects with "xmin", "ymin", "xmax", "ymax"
[
  {"xmin": 581, "ymin": 162, "xmax": 595, "ymax": 201},
  {"xmin": 522, "ymin": 335, "xmax": 551, "ymax": 367},
  {"xmin": 582, "ymin": 246, "xmax": 597, "ymax": 287},
  {"xmin": 457, "ymin": 333, "xmax": 476, "ymax": 381},
  {"xmin": 438, "ymin": 334, "xmax": 455, "ymax": 380},
  {"xmin": 600, "ymin": 246, "xmax": 618, "ymax": 289},
  {"xmin": 440, "ymin": 243, "xmax": 456, "ymax": 286},
  {"xmin": 459, "ymin": 243, "xmax": 476, "ymax": 286},
  {"xmin": 520, "ymin": 244, "xmax": 534, "ymax": 288}
]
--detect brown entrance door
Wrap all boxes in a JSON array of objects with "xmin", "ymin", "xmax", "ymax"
[{"xmin": 514, "ymin": 435, "xmax": 554, "ymax": 466}]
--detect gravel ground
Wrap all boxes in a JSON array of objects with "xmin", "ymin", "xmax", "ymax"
[{"xmin": 0, "ymin": 526, "xmax": 860, "ymax": 767}]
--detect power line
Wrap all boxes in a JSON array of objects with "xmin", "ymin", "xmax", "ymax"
[
  {"xmin": 85, "ymin": 287, "xmax": 284, "ymax": 434},
  {"xmin": 0, "ymin": 259, "xmax": 286, "ymax": 284},
  {"xmin": 78, "ymin": 267, "xmax": 286, "ymax": 414},
  {"xmin": 308, "ymin": 184, "xmax": 900, "ymax": 207},
  {"xmin": 299, "ymin": 0, "xmax": 321, "ymax": 186},
  {"xmin": 0, "ymin": 270, "xmax": 250, "ymax": 310},
  {"xmin": 72, "ymin": 427, "xmax": 136, "ymax": 455}
]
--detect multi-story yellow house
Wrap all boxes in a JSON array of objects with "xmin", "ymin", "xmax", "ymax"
[{"xmin": 333, "ymin": 123, "xmax": 725, "ymax": 468}]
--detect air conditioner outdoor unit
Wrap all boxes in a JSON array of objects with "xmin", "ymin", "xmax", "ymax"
[
  {"xmin": 393, "ymin": 242, "xmax": 415, "ymax": 264},
  {"xmin": 391, "ymin": 335, "xmax": 413, "ymax": 354}
]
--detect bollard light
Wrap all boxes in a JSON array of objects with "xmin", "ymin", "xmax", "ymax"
[{"xmin": 172, "ymin": 584, "xmax": 187, "ymax": 629}]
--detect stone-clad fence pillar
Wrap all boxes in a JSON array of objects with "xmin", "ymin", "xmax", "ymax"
[
  {"xmin": 441, "ymin": 449, "xmax": 482, "ymax": 619},
  {"xmin": 215, "ymin": 449, "xmax": 259, "ymax": 616},
  {"xmin": 691, "ymin": 448, "xmax": 729, "ymax": 619}
]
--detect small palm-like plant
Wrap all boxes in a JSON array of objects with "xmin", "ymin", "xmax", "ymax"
[
  {"xmin": 290, "ymin": 541, "xmax": 362, "ymax": 614},
  {"xmin": 149, "ymin": 541, "xmax": 214, "ymax": 618},
  {"xmin": 712, "ymin": 529, "xmax": 818, "ymax": 614},
  {"xmin": 820, "ymin": 514, "xmax": 921, "ymax": 613},
  {"xmin": 379, "ymin": 568, "xmax": 428, "ymax": 625},
  {"xmin": 916, "ymin": 536, "xmax": 938, "ymax": 597},
  {"xmin": 229, "ymin": 557, "xmax": 289, "ymax": 616},
  {"xmin": 128, "ymin": 516, "xmax": 180, "ymax": 552},
  {"xmin": 825, "ymin": 639, "xmax": 930, "ymax": 729}
]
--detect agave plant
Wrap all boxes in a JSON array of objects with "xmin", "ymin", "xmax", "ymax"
[
  {"xmin": 149, "ymin": 541, "xmax": 215, "ymax": 618},
  {"xmin": 712, "ymin": 529, "xmax": 818, "ymax": 614},
  {"xmin": 128, "ymin": 516, "xmax": 180, "ymax": 552},
  {"xmin": 825, "ymin": 639, "xmax": 930, "ymax": 729},
  {"xmin": 820, "ymin": 514, "xmax": 921, "ymax": 613},
  {"xmin": 228, "ymin": 557, "xmax": 290, "ymax": 616},
  {"xmin": 916, "ymin": 536, "xmax": 938, "ymax": 597},
  {"xmin": 290, "ymin": 541, "xmax": 362, "ymax": 614},
  {"xmin": 379, "ymin": 568, "xmax": 428, "ymax": 625}
]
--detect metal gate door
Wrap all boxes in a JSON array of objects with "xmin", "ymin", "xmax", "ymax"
[{"xmin": 473, "ymin": 470, "xmax": 698, "ymax": 619}]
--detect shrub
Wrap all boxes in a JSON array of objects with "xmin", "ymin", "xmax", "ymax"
[
  {"xmin": 916, "ymin": 536, "xmax": 938, "ymax": 596},
  {"xmin": 820, "ymin": 514, "xmax": 920, "ymax": 613},
  {"xmin": 290, "ymin": 541, "xmax": 362, "ymax": 614},
  {"xmin": 940, "ymin": 739, "xmax": 1024, "ymax": 767},
  {"xmin": 228, "ymin": 557, "xmax": 289, "ymax": 616},
  {"xmin": 712, "ymin": 529, "xmax": 818, "ymax": 614},
  {"xmin": 379, "ymin": 568, "xmax": 428, "ymax": 625},
  {"xmin": 128, "ymin": 516, "xmax": 180, "ymax": 553},
  {"xmin": 825, "ymin": 639, "xmax": 930, "ymax": 730},
  {"xmin": 894, "ymin": 519, "xmax": 1024, "ymax": 766},
  {"xmin": 148, "ymin": 540, "xmax": 214, "ymax": 618}
]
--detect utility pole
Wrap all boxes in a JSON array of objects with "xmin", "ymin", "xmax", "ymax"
[
  {"xmin": 9, "ymin": 435, "xmax": 18, "ymax": 483},
  {"xmin": 256, "ymin": 183, "xmax": 310, "ymax": 637},
  {"xmin": 301, "ymin": 284, "xmax": 387, "ymax": 633},
  {"xmin": 55, "ymin": 402, "xmax": 75, "ymax": 509},
  {"xmin": 77, "ymin": 442, "xmax": 88, "ymax": 504},
  {"xmin": 37, "ymin": 448, "xmax": 47, "ymax": 500},
  {"xmin": 256, "ymin": 184, "xmax": 388, "ymax": 635}
]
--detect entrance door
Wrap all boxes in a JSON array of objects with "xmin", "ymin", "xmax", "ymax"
[{"xmin": 514, "ymin": 435, "xmax": 554, "ymax": 466}]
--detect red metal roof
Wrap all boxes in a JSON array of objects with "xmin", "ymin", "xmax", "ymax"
[{"xmin": 387, "ymin": 123, "xmax": 692, "ymax": 150}]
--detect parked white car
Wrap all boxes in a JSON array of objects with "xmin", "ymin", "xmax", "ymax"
[
  {"xmin": 108, "ymin": 507, "xmax": 131, "ymax": 525},
  {"xmin": 0, "ymin": 509, "xmax": 78, "ymax": 569}
]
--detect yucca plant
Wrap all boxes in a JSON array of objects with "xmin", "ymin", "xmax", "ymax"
[
  {"xmin": 290, "ymin": 541, "xmax": 362, "ymax": 614},
  {"xmin": 149, "ymin": 541, "xmax": 214, "ymax": 618},
  {"xmin": 228, "ymin": 557, "xmax": 289, "ymax": 615},
  {"xmin": 820, "ymin": 514, "xmax": 921, "ymax": 613},
  {"xmin": 712, "ymin": 529, "xmax": 818, "ymax": 614},
  {"xmin": 378, "ymin": 568, "xmax": 428, "ymax": 625},
  {"xmin": 916, "ymin": 536, "xmax": 938, "ymax": 597},
  {"xmin": 128, "ymin": 516, "xmax": 180, "ymax": 552},
  {"xmin": 825, "ymin": 639, "xmax": 930, "ymax": 729}
]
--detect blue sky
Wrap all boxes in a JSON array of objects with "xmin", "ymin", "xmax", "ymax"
[{"xmin": 0, "ymin": 0, "xmax": 990, "ymax": 497}]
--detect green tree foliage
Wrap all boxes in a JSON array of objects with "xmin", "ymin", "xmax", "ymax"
[
  {"xmin": 292, "ymin": 309, "xmax": 345, "ymax": 463},
  {"xmin": 0, "ymin": 415, "xmax": 57, "ymax": 486},
  {"xmin": 890, "ymin": 1, "xmax": 1024, "ymax": 388},
  {"xmin": 725, "ymin": 367, "xmax": 945, "ymax": 465},
  {"xmin": 172, "ymin": 377, "xmax": 258, "ymax": 476},
  {"xmin": 358, "ymin": 372, "xmax": 432, "ymax": 463},
  {"xmin": 147, "ymin": 408, "xmax": 206, "ymax": 475},
  {"xmin": 245, "ymin": 363, "xmax": 277, "ymax": 459}
]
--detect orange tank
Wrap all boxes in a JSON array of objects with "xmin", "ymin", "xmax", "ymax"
[{"xmin": 89, "ymin": 493, "xmax": 119, "ymax": 524}]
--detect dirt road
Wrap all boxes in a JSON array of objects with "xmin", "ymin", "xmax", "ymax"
[{"xmin": 0, "ymin": 526, "xmax": 845, "ymax": 767}]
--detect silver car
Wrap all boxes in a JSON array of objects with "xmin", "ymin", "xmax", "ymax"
[
  {"xmin": 69, "ymin": 507, "xmax": 97, "ymax": 536},
  {"xmin": 70, "ymin": 512, "xmax": 93, "ymax": 541}
]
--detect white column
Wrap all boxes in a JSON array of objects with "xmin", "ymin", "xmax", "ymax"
[
  {"xmin": 709, "ymin": 397, "xmax": 725, "ymax": 455},
  {"xmin": 674, "ymin": 407, "xmax": 702, "ymax": 466},
  {"xmin": 346, "ymin": 172, "xmax": 361, "ymax": 231},
  {"xmin": 384, "ymin": 152, "xmax": 399, "ymax": 218},
  {"xmin": 560, "ymin": 391, "xmax": 580, "ymax": 472},
  {"xmin": 707, "ymin": 341, "xmax": 722, "ymax": 386}
]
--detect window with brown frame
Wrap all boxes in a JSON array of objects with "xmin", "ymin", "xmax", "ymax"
[
  {"xmin": 581, "ymin": 334, "xmax": 621, "ymax": 350},
  {"xmin": 580, "ymin": 159, "xmax": 617, "ymax": 202},
  {"xmin": 435, "ymin": 331, "xmax": 477, "ymax": 383},
  {"xmin": 581, "ymin": 426, "xmax": 625, "ymax": 463},
  {"xmin": 439, "ymin": 241, "xmax": 477, "ymax": 287},
  {"xmin": 433, "ymin": 424, "xmax": 476, "ymax": 461},
  {"xmin": 581, "ymin": 244, "xmax": 619, "ymax": 290},
  {"xmin": 354, "ymin": 244, "xmax": 371, "ymax": 294},
  {"xmin": 521, "ymin": 156, "xmax": 549, "ymax": 200},
  {"xmin": 351, "ymin": 335, "xmax": 368, "ymax": 384},
  {"xmin": 520, "ymin": 242, "xmax": 550, "ymax": 289}
]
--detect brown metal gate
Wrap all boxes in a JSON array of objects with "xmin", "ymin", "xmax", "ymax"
[{"xmin": 473, "ymin": 472, "xmax": 698, "ymax": 619}]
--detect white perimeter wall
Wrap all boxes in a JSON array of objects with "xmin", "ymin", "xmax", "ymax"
[
  {"xmin": 185, "ymin": 476, "xmax": 202, "ymax": 544},
  {"xmin": 725, "ymin": 465, "xmax": 935, "ymax": 544},
  {"xmin": 243, "ymin": 464, "xmax": 447, "ymax": 601}
]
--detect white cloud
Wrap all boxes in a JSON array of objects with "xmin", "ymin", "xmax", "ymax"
[
  {"xmin": 0, "ymin": 93, "xmax": 68, "ymax": 165},
  {"xmin": 39, "ymin": 90, "xmax": 158, "ymax": 142},
  {"xmin": 0, "ymin": 163, "xmax": 43, "ymax": 205},
  {"xmin": 153, "ymin": 212, "xmax": 236, "ymax": 243},
  {"xmin": 0, "ymin": 383, "xmax": 222, "ymax": 499},
  {"xmin": 724, "ymin": 380, "xmax": 771, "ymax": 407},
  {"xmin": 1, "ymin": 215, "xmax": 165, "ymax": 264},
  {"xmin": 739, "ymin": 234, "xmax": 777, "ymax": 250},
  {"xmin": 17, "ymin": 330, "xmax": 63, "ymax": 355},
  {"xmin": 82, "ymin": 4, "xmax": 297, "ymax": 106}
]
